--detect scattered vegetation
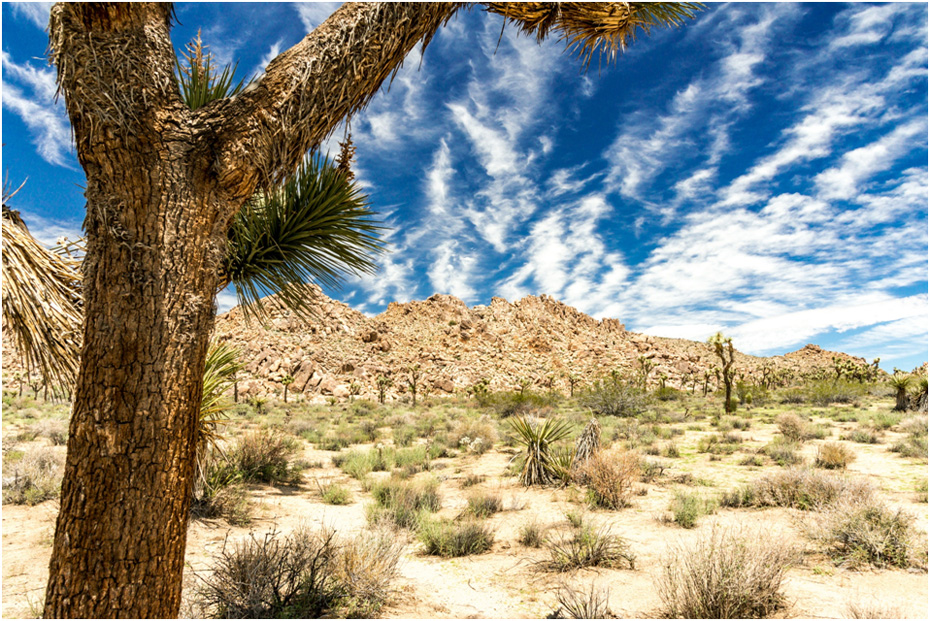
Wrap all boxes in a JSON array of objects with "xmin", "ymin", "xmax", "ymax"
[
  {"xmin": 464, "ymin": 491, "xmax": 503, "ymax": 518},
  {"xmin": 1, "ymin": 445, "xmax": 64, "ymax": 505},
  {"xmin": 554, "ymin": 581, "xmax": 612, "ymax": 619},
  {"xmin": 541, "ymin": 524, "xmax": 635, "ymax": 572},
  {"xmin": 367, "ymin": 476, "xmax": 441, "ymax": 530},
  {"xmin": 815, "ymin": 442, "xmax": 856, "ymax": 469},
  {"xmin": 722, "ymin": 467, "xmax": 873, "ymax": 510}
]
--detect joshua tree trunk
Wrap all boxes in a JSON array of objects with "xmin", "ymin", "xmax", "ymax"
[
  {"xmin": 43, "ymin": 2, "xmax": 696, "ymax": 617},
  {"xmin": 895, "ymin": 387, "xmax": 909, "ymax": 412}
]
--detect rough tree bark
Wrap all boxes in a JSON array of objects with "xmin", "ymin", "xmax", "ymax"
[{"xmin": 43, "ymin": 2, "xmax": 690, "ymax": 617}]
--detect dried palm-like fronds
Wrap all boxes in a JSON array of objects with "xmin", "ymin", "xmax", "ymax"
[
  {"xmin": 509, "ymin": 415, "xmax": 574, "ymax": 486},
  {"xmin": 222, "ymin": 153, "xmax": 384, "ymax": 323},
  {"xmin": 1, "ymin": 204, "xmax": 82, "ymax": 390},
  {"xmin": 573, "ymin": 417, "xmax": 601, "ymax": 478},
  {"xmin": 177, "ymin": 30, "xmax": 250, "ymax": 111},
  {"xmin": 335, "ymin": 132, "xmax": 357, "ymax": 182},
  {"xmin": 484, "ymin": 2, "xmax": 703, "ymax": 68}
]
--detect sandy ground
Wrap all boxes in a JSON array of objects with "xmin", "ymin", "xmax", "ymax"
[{"xmin": 3, "ymin": 414, "xmax": 928, "ymax": 619}]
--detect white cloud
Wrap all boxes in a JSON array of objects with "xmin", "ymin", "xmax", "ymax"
[
  {"xmin": 293, "ymin": 2, "xmax": 343, "ymax": 33},
  {"xmin": 1, "ymin": 52, "xmax": 73, "ymax": 167},
  {"xmin": 814, "ymin": 118, "xmax": 928, "ymax": 200},
  {"xmin": 254, "ymin": 39, "xmax": 284, "ymax": 76},
  {"xmin": 8, "ymin": 2, "xmax": 53, "ymax": 29}
]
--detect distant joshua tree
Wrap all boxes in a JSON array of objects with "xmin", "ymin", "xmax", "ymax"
[
  {"xmin": 637, "ymin": 355, "xmax": 654, "ymax": 390},
  {"xmin": 406, "ymin": 364, "xmax": 422, "ymax": 407},
  {"xmin": 281, "ymin": 375, "xmax": 294, "ymax": 403},
  {"xmin": 708, "ymin": 333, "xmax": 736, "ymax": 414},
  {"xmin": 376, "ymin": 375, "xmax": 393, "ymax": 404}
]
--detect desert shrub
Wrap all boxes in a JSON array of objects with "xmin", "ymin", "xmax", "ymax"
[
  {"xmin": 449, "ymin": 416, "xmax": 498, "ymax": 454},
  {"xmin": 191, "ymin": 451, "xmax": 251, "ymax": 525},
  {"xmin": 367, "ymin": 477, "xmax": 440, "ymax": 529},
  {"xmin": 845, "ymin": 599, "xmax": 905, "ymax": 619},
  {"xmin": 464, "ymin": 491, "xmax": 503, "ymax": 518},
  {"xmin": 843, "ymin": 428, "xmax": 881, "ymax": 444},
  {"xmin": 719, "ymin": 416, "xmax": 751, "ymax": 431},
  {"xmin": 815, "ymin": 442, "xmax": 856, "ymax": 469},
  {"xmin": 739, "ymin": 454, "xmax": 764, "ymax": 467},
  {"xmin": 722, "ymin": 467, "xmax": 873, "ymax": 510},
  {"xmin": 668, "ymin": 490, "xmax": 718, "ymax": 528},
  {"xmin": 866, "ymin": 411, "xmax": 903, "ymax": 431},
  {"xmin": 461, "ymin": 473, "xmax": 485, "ymax": 488},
  {"xmin": 775, "ymin": 413, "xmax": 807, "ymax": 442},
  {"xmin": 579, "ymin": 449, "xmax": 640, "ymax": 510},
  {"xmin": 762, "ymin": 437, "xmax": 802, "ymax": 466},
  {"xmin": 554, "ymin": 582, "xmax": 612, "ymax": 619},
  {"xmin": 899, "ymin": 414, "xmax": 928, "ymax": 436},
  {"xmin": 392, "ymin": 424, "xmax": 416, "ymax": 447},
  {"xmin": 891, "ymin": 435, "xmax": 929, "ymax": 459},
  {"xmin": 542, "ymin": 525, "xmax": 635, "ymax": 572},
  {"xmin": 486, "ymin": 390, "xmax": 553, "ymax": 418},
  {"xmin": 357, "ymin": 418, "xmax": 380, "ymax": 442},
  {"xmin": 655, "ymin": 527, "xmax": 796, "ymax": 619},
  {"xmin": 28, "ymin": 419, "xmax": 68, "ymax": 445},
  {"xmin": 335, "ymin": 446, "xmax": 396, "ymax": 479},
  {"xmin": 2, "ymin": 445, "xmax": 65, "ymax": 505},
  {"xmin": 640, "ymin": 458, "xmax": 666, "ymax": 483},
  {"xmin": 806, "ymin": 380, "xmax": 864, "ymax": 406},
  {"xmin": 655, "ymin": 386, "xmax": 682, "ymax": 401},
  {"xmin": 227, "ymin": 431, "xmax": 303, "ymax": 485},
  {"xmin": 916, "ymin": 478, "xmax": 928, "ymax": 503},
  {"xmin": 663, "ymin": 443, "xmax": 680, "ymax": 458},
  {"xmin": 565, "ymin": 509, "xmax": 585, "ymax": 529},
  {"xmin": 805, "ymin": 498, "xmax": 926, "ymax": 570},
  {"xmin": 320, "ymin": 483, "xmax": 352, "ymax": 505},
  {"xmin": 578, "ymin": 379, "xmax": 648, "ymax": 418},
  {"xmin": 697, "ymin": 433, "xmax": 740, "ymax": 455},
  {"xmin": 194, "ymin": 526, "xmax": 401, "ymax": 618},
  {"xmin": 779, "ymin": 388, "xmax": 806, "ymax": 404},
  {"xmin": 519, "ymin": 520, "xmax": 546, "ymax": 547},
  {"xmin": 418, "ymin": 519, "xmax": 494, "ymax": 556}
]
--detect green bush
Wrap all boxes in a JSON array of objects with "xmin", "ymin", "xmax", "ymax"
[
  {"xmin": 669, "ymin": 490, "xmax": 718, "ymax": 528},
  {"xmin": 843, "ymin": 428, "xmax": 881, "ymax": 444},
  {"xmin": 226, "ymin": 431, "xmax": 304, "ymax": 485},
  {"xmin": 762, "ymin": 437, "xmax": 802, "ymax": 467},
  {"xmin": 578, "ymin": 379, "xmax": 648, "ymax": 418},
  {"xmin": 418, "ymin": 519, "xmax": 494, "ymax": 557},
  {"xmin": 518, "ymin": 520, "xmax": 546, "ymax": 547},
  {"xmin": 320, "ymin": 483, "xmax": 352, "ymax": 505}
]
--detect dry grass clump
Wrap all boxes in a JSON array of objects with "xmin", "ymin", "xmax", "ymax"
[
  {"xmin": 449, "ymin": 415, "xmax": 497, "ymax": 454},
  {"xmin": 194, "ymin": 526, "xmax": 402, "ymax": 618},
  {"xmin": 775, "ymin": 412, "xmax": 825, "ymax": 442},
  {"xmin": 554, "ymin": 581, "xmax": 613, "ymax": 619},
  {"xmin": 464, "ymin": 491, "xmax": 503, "ymax": 518},
  {"xmin": 519, "ymin": 519, "xmax": 547, "ymax": 547},
  {"xmin": 461, "ymin": 473, "xmax": 485, "ymax": 488},
  {"xmin": 418, "ymin": 518, "xmax": 494, "ymax": 557},
  {"xmin": 655, "ymin": 527, "xmax": 797, "ymax": 619},
  {"xmin": 815, "ymin": 442, "xmax": 857, "ymax": 469},
  {"xmin": 721, "ymin": 467, "xmax": 873, "ymax": 510},
  {"xmin": 579, "ymin": 449, "xmax": 640, "ymax": 510},
  {"xmin": 541, "ymin": 524, "xmax": 635, "ymax": 572},
  {"xmin": 319, "ymin": 481, "xmax": 352, "ymax": 505},
  {"xmin": 367, "ymin": 476, "xmax": 440, "ymax": 529},
  {"xmin": 805, "ymin": 498, "xmax": 927, "ymax": 570},
  {"xmin": 2, "ymin": 445, "xmax": 65, "ymax": 505},
  {"xmin": 191, "ymin": 451, "xmax": 252, "ymax": 525},
  {"xmin": 845, "ymin": 597, "xmax": 906, "ymax": 619},
  {"xmin": 891, "ymin": 414, "xmax": 928, "ymax": 459},
  {"xmin": 842, "ymin": 428, "xmax": 881, "ymax": 444}
]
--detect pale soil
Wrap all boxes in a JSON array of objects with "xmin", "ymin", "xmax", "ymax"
[{"xmin": 3, "ymin": 411, "xmax": 928, "ymax": 619}]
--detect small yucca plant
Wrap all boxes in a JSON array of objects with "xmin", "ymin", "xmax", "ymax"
[{"xmin": 509, "ymin": 415, "xmax": 573, "ymax": 486}]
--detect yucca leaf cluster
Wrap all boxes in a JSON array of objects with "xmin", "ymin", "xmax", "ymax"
[{"xmin": 509, "ymin": 416, "xmax": 573, "ymax": 486}]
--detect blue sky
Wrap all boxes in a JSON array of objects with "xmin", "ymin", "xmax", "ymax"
[{"xmin": 3, "ymin": 2, "xmax": 928, "ymax": 371}]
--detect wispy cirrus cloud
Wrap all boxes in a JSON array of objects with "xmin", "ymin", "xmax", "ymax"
[
  {"xmin": 8, "ymin": 2, "xmax": 52, "ymax": 29},
  {"xmin": 1, "ymin": 52, "xmax": 73, "ymax": 167}
]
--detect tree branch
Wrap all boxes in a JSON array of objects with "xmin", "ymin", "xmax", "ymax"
[{"xmin": 212, "ymin": 2, "xmax": 462, "ymax": 203}]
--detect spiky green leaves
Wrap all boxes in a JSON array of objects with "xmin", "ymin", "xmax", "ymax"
[
  {"xmin": 177, "ymin": 31, "xmax": 250, "ymax": 110},
  {"xmin": 223, "ymin": 155, "xmax": 385, "ymax": 322},
  {"xmin": 199, "ymin": 342, "xmax": 243, "ymax": 460},
  {"xmin": 509, "ymin": 415, "xmax": 574, "ymax": 486}
]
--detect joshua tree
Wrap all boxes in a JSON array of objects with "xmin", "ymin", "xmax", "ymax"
[
  {"xmin": 890, "ymin": 372, "xmax": 912, "ymax": 412},
  {"xmin": 637, "ymin": 355, "xmax": 655, "ymax": 390},
  {"xmin": 281, "ymin": 374, "xmax": 294, "ymax": 403},
  {"xmin": 348, "ymin": 381, "xmax": 362, "ymax": 401},
  {"xmin": 517, "ymin": 376, "xmax": 533, "ymax": 395},
  {"xmin": 376, "ymin": 375, "xmax": 393, "ymax": 404},
  {"xmin": 708, "ymin": 332, "xmax": 736, "ymax": 414},
  {"xmin": 566, "ymin": 372, "xmax": 581, "ymax": 398},
  {"xmin": 406, "ymin": 364, "xmax": 422, "ymax": 407},
  {"xmin": 32, "ymin": 3, "xmax": 700, "ymax": 616}
]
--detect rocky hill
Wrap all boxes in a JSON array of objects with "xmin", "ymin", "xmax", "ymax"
[
  {"xmin": 209, "ymin": 287, "xmax": 865, "ymax": 403},
  {"xmin": 1, "ymin": 286, "xmax": 868, "ymax": 402}
]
